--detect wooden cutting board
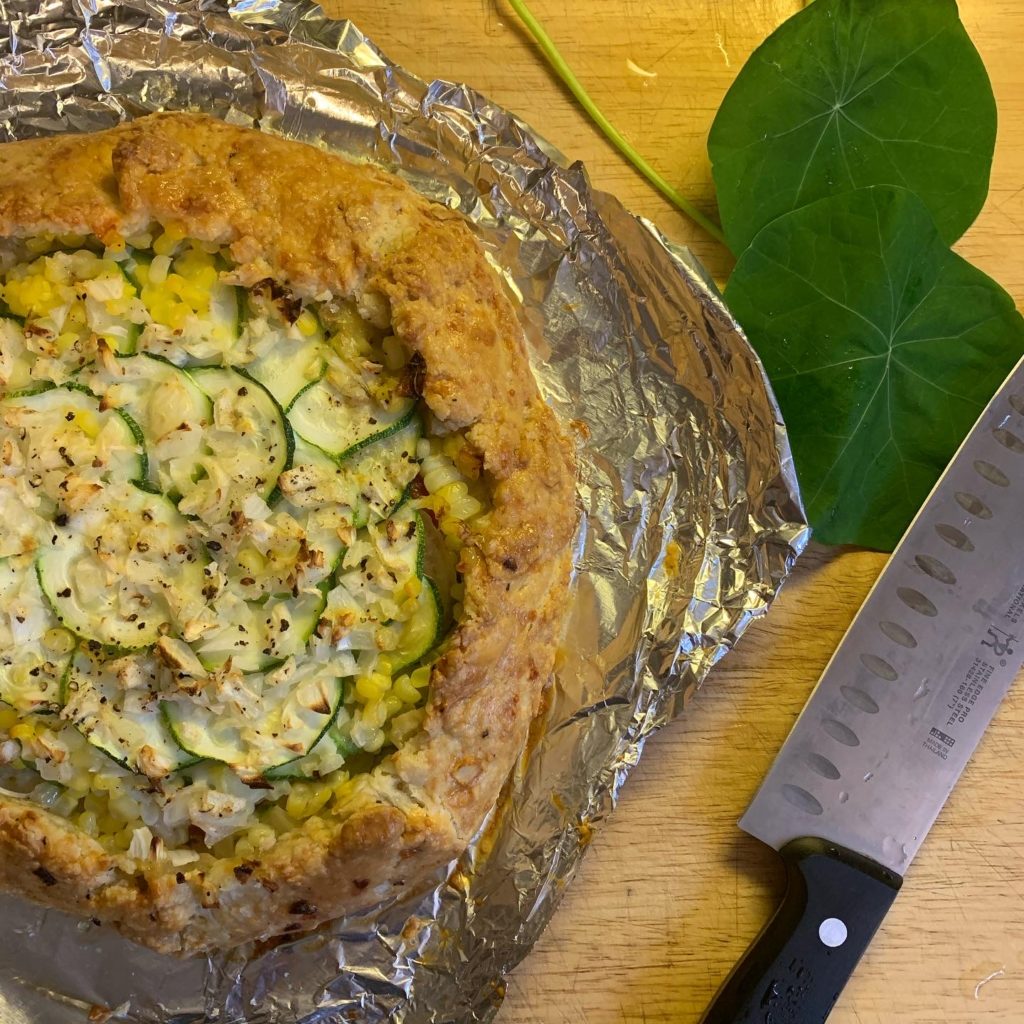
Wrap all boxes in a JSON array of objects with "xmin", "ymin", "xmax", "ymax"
[{"xmin": 328, "ymin": 3, "xmax": 1024, "ymax": 1021}]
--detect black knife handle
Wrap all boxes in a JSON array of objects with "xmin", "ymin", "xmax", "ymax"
[{"xmin": 698, "ymin": 838, "xmax": 902, "ymax": 1024}]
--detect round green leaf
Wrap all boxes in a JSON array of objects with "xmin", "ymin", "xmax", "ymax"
[
  {"xmin": 725, "ymin": 186, "xmax": 1024, "ymax": 551},
  {"xmin": 709, "ymin": 0, "xmax": 997, "ymax": 254}
]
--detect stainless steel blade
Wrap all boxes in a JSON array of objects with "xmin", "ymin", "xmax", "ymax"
[{"xmin": 741, "ymin": 355, "xmax": 1024, "ymax": 876}]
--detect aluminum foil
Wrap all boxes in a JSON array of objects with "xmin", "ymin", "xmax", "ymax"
[{"xmin": 0, "ymin": 3, "xmax": 809, "ymax": 1021}]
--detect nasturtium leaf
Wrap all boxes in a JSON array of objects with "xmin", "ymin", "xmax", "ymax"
[
  {"xmin": 725, "ymin": 186, "xmax": 1024, "ymax": 551},
  {"xmin": 708, "ymin": 0, "xmax": 997, "ymax": 255}
]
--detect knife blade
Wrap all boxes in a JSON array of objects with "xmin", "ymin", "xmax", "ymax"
[{"xmin": 699, "ymin": 354, "xmax": 1024, "ymax": 1024}]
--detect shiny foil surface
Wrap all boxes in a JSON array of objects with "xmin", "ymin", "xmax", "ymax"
[{"xmin": 0, "ymin": 2, "xmax": 809, "ymax": 1021}]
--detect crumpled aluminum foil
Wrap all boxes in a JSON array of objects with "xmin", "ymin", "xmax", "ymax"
[{"xmin": 0, "ymin": 2, "xmax": 809, "ymax": 1021}]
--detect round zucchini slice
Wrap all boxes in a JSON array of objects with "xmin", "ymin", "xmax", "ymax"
[
  {"xmin": 262, "ymin": 726, "xmax": 352, "ymax": 781},
  {"xmin": 278, "ymin": 424, "xmax": 421, "ymax": 527},
  {"xmin": 320, "ymin": 507, "xmax": 443, "ymax": 670},
  {"xmin": 161, "ymin": 660, "xmax": 343, "ymax": 779},
  {"xmin": 192, "ymin": 584, "xmax": 329, "ymax": 674},
  {"xmin": 246, "ymin": 321, "xmax": 328, "ymax": 409},
  {"xmin": 0, "ymin": 383, "xmax": 146, "ymax": 507},
  {"xmin": 60, "ymin": 646, "xmax": 199, "ymax": 777},
  {"xmin": 389, "ymin": 578, "xmax": 443, "ymax": 675},
  {"xmin": 77, "ymin": 353, "xmax": 212, "ymax": 497},
  {"xmin": 182, "ymin": 366, "xmax": 293, "ymax": 519},
  {"xmin": 286, "ymin": 372, "xmax": 416, "ymax": 462},
  {"xmin": 277, "ymin": 435, "xmax": 361, "ymax": 513},
  {"xmin": 0, "ymin": 558, "xmax": 73, "ymax": 712},
  {"xmin": 36, "ymin": 481, "xmax": 210, "ymax": 651},
  {"xmin": 207, "ymin": 502, "xmax": 345, "ymax": 602},
  {"xmin": 347, "ymin": 418, "xmax": 422, "ymax": 524}
]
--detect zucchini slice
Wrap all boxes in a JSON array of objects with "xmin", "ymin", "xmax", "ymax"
[
  {"xmin": 0, "ymin": 558, "xmax": 73, "ymax": 712},
  {"xmin": 77, "ymin": 353, "xmax": 212, "ymax": 496},
  {"xmin": 0, "ymin": 383, "xmax": 146, "ymax": 507},
  {"xmin": 203, "ymin": 494, "xmax": 345, "ymax": 606},
  {"xmin": 161, "ymin": 660, "xmax": 343, "ymax": 778},
  {"xmin": 60, "ymin": 646, "xmax": 198, "ymax": 777},
  {"xmin": 246, "ymin": 322, "xmax": 328, "ymax": 409},
  {"xmin": 183, "ymin": 366, "xmax": 293, "ymax": 516},
  {"xmin": 320, "ymin": 507, "xmax": 443, "ymax": 670},
  {"xmin": 262, "ymin": 727, "xmax": 349, "ymax": 781},
  {"xmin": 205, "ymin": 438, "xmax": 348, "ymax": 600},
  {"xmin": 192, "ymin": 584, "xmax": 329, "ymax": 674},
  {"xmin": 277, "ymin": 435, "xmax": 362, "ymax": 516},
  {"xmin": 389, "ymin": 578, "xmax": 443, "ymax": 675},
  {"xmin": 286, "ymin": 372, "xmax": 416, "ymax": 462},
  {"xmin": 346, "ymin": 418, "xmax": 422, "ymax": 524},
  {"xmin": 36, "ymin": 482, "xmax": 210, "ymax": 651},
  {"xmin": 278, "ymin": 422, "xmax": 421, "ymax": 527}
]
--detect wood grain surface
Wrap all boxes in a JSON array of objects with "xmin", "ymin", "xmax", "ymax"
[{"xmin": 326, "ymin": 3, "xmax": 1024, "ymax": 1021}]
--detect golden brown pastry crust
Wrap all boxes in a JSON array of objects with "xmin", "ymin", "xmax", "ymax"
[{"xmin": 0, "ymin": 112, "xmax": 576, "ymax": 954}]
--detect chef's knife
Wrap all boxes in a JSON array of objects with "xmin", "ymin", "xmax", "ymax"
[{"xmin": 700, "ymin": 355, "xmax": 1024, "ymax": 1024}]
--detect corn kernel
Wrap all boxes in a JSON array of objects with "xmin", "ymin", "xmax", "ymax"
[
  {"xmin": 109, "ymin": 793, "xmax": 140, "ymax": 822},
  {"xmin": 0, "ymin": 707, "xmax": 18, "ymax": 731},
  {"xmin": 148, "ymin": 256, "xmax": 171, "ymax": 286},
  {"xmin": 97, "ymin": 814, "xmax": 120, "ymax": 835},
  {"xmin": 260, "ymin": 806, "xmax": 293, "ymax": 836},
  {"xmin": 9, "ymin": 723, "xmax": 35, "ymax": 742},
  {"xmin": 152, "ymin": 223, "xmax": 185, "ymax": 256},
  {"xmin": 355, "ymin": 673, "xmax": 389, "ymax": 702},
  {"xmin": 304, "ymin": 785, "xmax": 332, "ymax": 818},
  {"xmin": 76, "ymin": 811, "xmax": 99, "ymax": 836},
  {"xmin": 55, "ymin": 332, "xmax": 79, "ymax": 354},
  {"xmin": 234, "ymin": 837, "xmax": 256, "ymax": 860},
  {"xmin": 330, "ymin": 771, "xmax": 351, "ymax": 798},
  {"xmin": 83, "ymin": 793, "xmax": 105, "ymax": 815},
  {"xmin": 391, "ymin": 675, "xmax": 418, "ymax": 705},
  {"xmin": 65, "ymin": 773, "xmax": 91, "ymax": 797},
  {"xmin": 42, "ymin": 628, "xmax": 75, "ymax": 656},
  {"xmin": 53, "ymin": 791, "xmax": 79, "ymax": 818},
  {"xmin": 285, "ymin": 787, "xmax": 307, "ymax": 820},
  {"xmin": 236, "ymin": 548, "xmax": 267, "ymax": 576},
  {"xmin": 363, "ymin": 699, "xmax": 388, "ymax": 729},
  {"xmin": 441, "ymin": 434, "xmax": 463, "ymax": 459},
  {"xmin": 295, "ymin": 310, "xmax": 319, "ymax": 336}
]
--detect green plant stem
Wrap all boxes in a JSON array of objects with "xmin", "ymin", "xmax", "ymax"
[{"xmin": 505, "ymin": 0, "xmax": 727, "ymax": 246}]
